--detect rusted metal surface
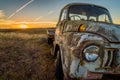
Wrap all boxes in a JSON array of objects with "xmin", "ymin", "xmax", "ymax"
[
  {"xmin": 61, "ymin": 22, "xmax": 120, "ymax": 79},
  {"xmin": 64, "ymin": 21, "xmax": 120, "ymax": 42},
  {"xmin": 52, "ymin": 3, "xmax": 120, "ymax": 79}
]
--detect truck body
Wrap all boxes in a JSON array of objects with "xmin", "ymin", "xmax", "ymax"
[{"xmin": 47, "ymin": 3, "xmax": 120, "ymax": 80}]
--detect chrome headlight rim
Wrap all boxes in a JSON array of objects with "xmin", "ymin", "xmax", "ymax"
[{"xmin": 82, "ymin": 45, "xmax": 100, "ymax": 62}]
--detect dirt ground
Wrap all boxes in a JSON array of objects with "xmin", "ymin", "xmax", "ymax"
[
  {"xmin": 0, "ymin": 28, "xmax": 119, "ymax": 80},
  {"xmin": 0, "ymin": 28, "xmax": 56, "ymax": 80}
]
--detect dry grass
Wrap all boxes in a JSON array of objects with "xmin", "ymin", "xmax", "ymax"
[{"xmin": 0, "ymin": 29, "xmax": 56, "ymax": 80}]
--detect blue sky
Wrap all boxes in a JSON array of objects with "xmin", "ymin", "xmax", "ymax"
[{"xmin": 0, "ymin": 0, "xmax": 120, "ymax": 24}]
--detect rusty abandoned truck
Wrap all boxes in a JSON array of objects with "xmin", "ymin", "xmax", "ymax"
[{"xmin": 47, "ymin": 3, "xmax": 120, "ymax": 80}]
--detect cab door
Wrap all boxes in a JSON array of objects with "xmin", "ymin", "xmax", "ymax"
[{"xmin": 55, "ymin": 8, "xmax": 67, "ymax": 45}]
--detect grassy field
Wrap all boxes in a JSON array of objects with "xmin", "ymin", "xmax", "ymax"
[{"xmin": 0, "ymin": 28, "xmax": 56, "ymax": 80}]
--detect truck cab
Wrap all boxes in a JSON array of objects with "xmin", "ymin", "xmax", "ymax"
[{"xmin": 47, "ymin": 3, "xmax": 120, "ymax": 80}]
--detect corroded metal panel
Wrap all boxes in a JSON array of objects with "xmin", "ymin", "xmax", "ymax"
[
  {"xmin": 58, "ymin": 21, "xmax": 120, "ymax": 78},
  {"xmin": 53, "ymin": 3, "xmax": 120, "ymax": 79}
]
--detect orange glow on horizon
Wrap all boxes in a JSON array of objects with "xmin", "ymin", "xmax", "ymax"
[
  {"xmin": 13, "ymin": 21, "xmax": 57, "ymax": 28},
  {"xmin": 114, "ymin": 19, "xmax": 120, "ymax": 24},
  {"xmin": 19, "ymin": 24, "xmax": 28, "ymax": 29}
]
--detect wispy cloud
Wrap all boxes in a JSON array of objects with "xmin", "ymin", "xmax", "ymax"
[
  {"xmin": 0, "ymin": 10, "xmax": 5, "ymax": 18},
  {"xmin": 48, "ymin": 10, "xmax": 54, "ymax": 15},
  {"xmin": 0, "ymin": 19, "xmax": 14, "ymax": 25},
  {"xmin": 34, "ymin": 16, "xmax": 43, "ymax": 21},
  {"xmin": 8, "ymin": 0, "xmax": 34, "ymax": 19}
]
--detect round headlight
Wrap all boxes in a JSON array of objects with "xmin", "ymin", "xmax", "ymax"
[{"xmin": 83, "ymin": 45, "xmax": 99, "ymax": 62}]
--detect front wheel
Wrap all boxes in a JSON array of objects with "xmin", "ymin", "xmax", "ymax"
[
  {"xmin": 55, "ymin": 50, "xmax": 74, "ymax": 80},
  {"xmin": 55, "ymin": 50, "xmax": 64, "ymax": 80}
]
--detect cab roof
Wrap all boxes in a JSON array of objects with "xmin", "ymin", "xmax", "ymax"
[{"xmin": 63, "ymin": 3, "xmax": 108, "ymax": 11}]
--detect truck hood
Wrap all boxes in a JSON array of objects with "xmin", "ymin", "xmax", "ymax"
[{"xmin": 66, "ymin": 20, "xmax": 120, "ymax": 42}]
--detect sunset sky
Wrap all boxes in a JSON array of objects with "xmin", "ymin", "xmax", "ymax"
[{"xmin": 0, "ymin": 0, "xmax": 120, "ymax": 28}]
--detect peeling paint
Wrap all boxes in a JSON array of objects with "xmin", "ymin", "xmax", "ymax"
[{"xmin": 52, "ymin": 3, "xmax": 120, "ymax": 79}]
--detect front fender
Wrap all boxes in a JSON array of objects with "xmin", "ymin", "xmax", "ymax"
[{"xmin": 67, "ymin": 33, "xmax": 106, "ymax": 79}]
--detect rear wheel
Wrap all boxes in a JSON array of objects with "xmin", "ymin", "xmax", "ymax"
[
  {"xmin": 48, "ymin": 38, "xmax": 53, "ymax": 45},
  {"xmin": 48, "ymin": 38, "xmax": 54, "ymax": 55},
  {"xmin": 50, "ymin": 45, "xmax": 54, "ymax": 55}
]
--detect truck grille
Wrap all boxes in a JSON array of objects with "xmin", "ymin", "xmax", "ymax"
[{"xmin": 102, "ymin": 48, "xmax": 118, "ymax": 68}]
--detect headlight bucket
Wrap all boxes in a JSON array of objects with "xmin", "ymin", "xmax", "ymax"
[{"xmin": 83, "ymin": 45, "xmax": 99, "ymax": 62}]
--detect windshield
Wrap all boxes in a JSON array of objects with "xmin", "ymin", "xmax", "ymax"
[{"xmin": 69, "ymin": 5, "xmax": 112, "ymax": 23}]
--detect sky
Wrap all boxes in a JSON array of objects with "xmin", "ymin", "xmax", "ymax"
[{"xmin": 0, "ymin": 0, "xmax": 120, "ymax": 28}]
